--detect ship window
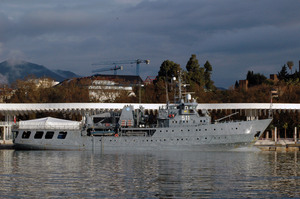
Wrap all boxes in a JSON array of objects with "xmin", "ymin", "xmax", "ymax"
[
  {"xmin": 45, "ymin": 131, "xmax": 54, "ymax": 139},
  {"xmin": 200, "ymin": 120, "xmax": 202, "ymax": 122},
  {"xmin": 172, "ymin": 130, "xmax": 174, "ymax": 132},
  {"xmin": 204, "ymin": 120, "xmax": 206, "ymax": 122},
  {"xmin": 197, "ymin": 138, "xmax": 199, "ymax": 140},
  {"xmin": 22, "ymin": 131, "xmax": 31, "ymax": 139},
  {"xmin": 58, "ymin": 131, "xmax": 67, "ymax": 139},
  {"xmin": 34, "ymin": 131, "xmax": 44, "ymax": 139}
]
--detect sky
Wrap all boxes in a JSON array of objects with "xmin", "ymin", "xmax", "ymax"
[{"xmin": 1, "ymin": 0, "xmax": 300, "ymax": 88}]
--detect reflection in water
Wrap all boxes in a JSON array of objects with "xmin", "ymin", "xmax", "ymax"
[{"xmin": 0, "ymin": 149, "xmax": 300, "ymax": 198}]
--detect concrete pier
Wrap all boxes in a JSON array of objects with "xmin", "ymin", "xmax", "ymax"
[
  {"xmin": 255, "ymin": 139, "xmax": 300, "ymax": 152},
  {"xmin": 0, "ymin": 140, "xmax": 14, "ymax": 149}
]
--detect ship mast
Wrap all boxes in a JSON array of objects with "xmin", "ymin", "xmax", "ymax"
[{"xmin": 178, "ymin": 71, "xmax": 182, "ymax": 101}]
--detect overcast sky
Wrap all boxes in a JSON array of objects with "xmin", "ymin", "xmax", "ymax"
[{"xmin": 1, "ymin": 0, "xmax": 300, "ymax": 88}]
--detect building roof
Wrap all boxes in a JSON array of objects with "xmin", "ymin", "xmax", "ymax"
[
  {"xmin": 91, "ymin": 74, "xmax": 143, "ymax": 84},
  {"xmin": 59, "ymin": 74, "xmax": 143, "ymax": 86}
]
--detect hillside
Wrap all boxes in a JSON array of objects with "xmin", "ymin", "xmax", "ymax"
[{"xmin": 0, "ymin": 60, "xmax": 80, "ymax": 85}]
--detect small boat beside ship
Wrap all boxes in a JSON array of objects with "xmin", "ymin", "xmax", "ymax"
[{"xmin": 12, "ymin": 93, "xmax": 272, "ymax": 150}]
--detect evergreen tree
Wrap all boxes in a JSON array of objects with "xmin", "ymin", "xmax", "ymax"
[
  {"xmin": 204, "ymin": 61, "xmax": 215, "ymax": 90},
  {"xmin": 246, "ymin": 71, "xmax": 267, "ymax": 87},
  {"xmin": 235, "ymin": 80, "xmax": 239, "ymax": 89},
  {"xmin": 157, "ymin": 60, "xmax": 181, "ymax": 81},
  {"xmin": 277, "ymin": 65, "xmax": 289, "ymax": 81},
  {"xmin": 185, "ymin": 54, "xmax": 205, "ymax": 87}
]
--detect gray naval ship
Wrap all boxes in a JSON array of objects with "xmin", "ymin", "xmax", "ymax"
[{"xmin": 13, "ymin": 94, "xmax": 272, "ymax": 151}]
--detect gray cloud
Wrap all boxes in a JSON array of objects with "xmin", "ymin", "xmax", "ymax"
[{"xmin": 1, "ymin": 0, "xmax": 300, "ymax": 88}]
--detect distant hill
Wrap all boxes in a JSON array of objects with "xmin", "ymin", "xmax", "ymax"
[
  {"xmin": 0, "ymin": 60, "xmax": 80, "ymax": 85},
  {"xmin": 53, "ymin": 69, "xmax": 80, "ymax": 79}
]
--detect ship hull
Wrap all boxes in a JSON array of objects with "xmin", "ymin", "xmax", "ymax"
[{"xmin": 13, "ymin": 119, "xmax": 272, "ymax": 151}]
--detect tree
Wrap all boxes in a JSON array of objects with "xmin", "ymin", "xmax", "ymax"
[
  {"xmin": 287, "ymin": 61, "xmax": 294, "ymax": 74},
  {"xmin": 185, "ymin": 54, "xmax": 205, "ymax": 87},
  {"xmin": 234, "ymin": 81, "xmax": 239, "ymax": 89},
  {"xmin": 154, "ymin": 60, "xmax": 182, "ymax": 103},
  {"xmin": 246, "ymin": 71, "xmax": 267, "ymax": 87},
  {"xmin": 157, "ymin": 60, "xmax": 181, "ymax": 81},
  {"xmin": 277, "ymin": 65, "xmax": 289, "ymax": 81},
  {"xmin": 204, "ymin": 61, "xmax": 215, "ymax": 90}
]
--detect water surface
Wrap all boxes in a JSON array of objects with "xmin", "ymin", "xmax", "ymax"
[{"xmin": 0, "ymin": 148, "xmax": 300, "ymax": 198}]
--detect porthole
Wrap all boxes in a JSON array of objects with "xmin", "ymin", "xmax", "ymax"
[
  {"xmin": 34, "ymin": 131, "xmax": 44, "ymax": 139},
  {"xmin": 22, "ymin": 131, "xmax": 31, "ymax": 139},
  {"xmin": 57, "ymin": 131, "xmax": 67, "ymax": 139},
  {"xmin": 45, "ymin": 131, "xmax": 54, "ymax": 139}
]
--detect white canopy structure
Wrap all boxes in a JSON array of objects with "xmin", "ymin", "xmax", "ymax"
[{"xmin": 18, "ymin": 117, "xmax": 81, "ymax": 130}]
